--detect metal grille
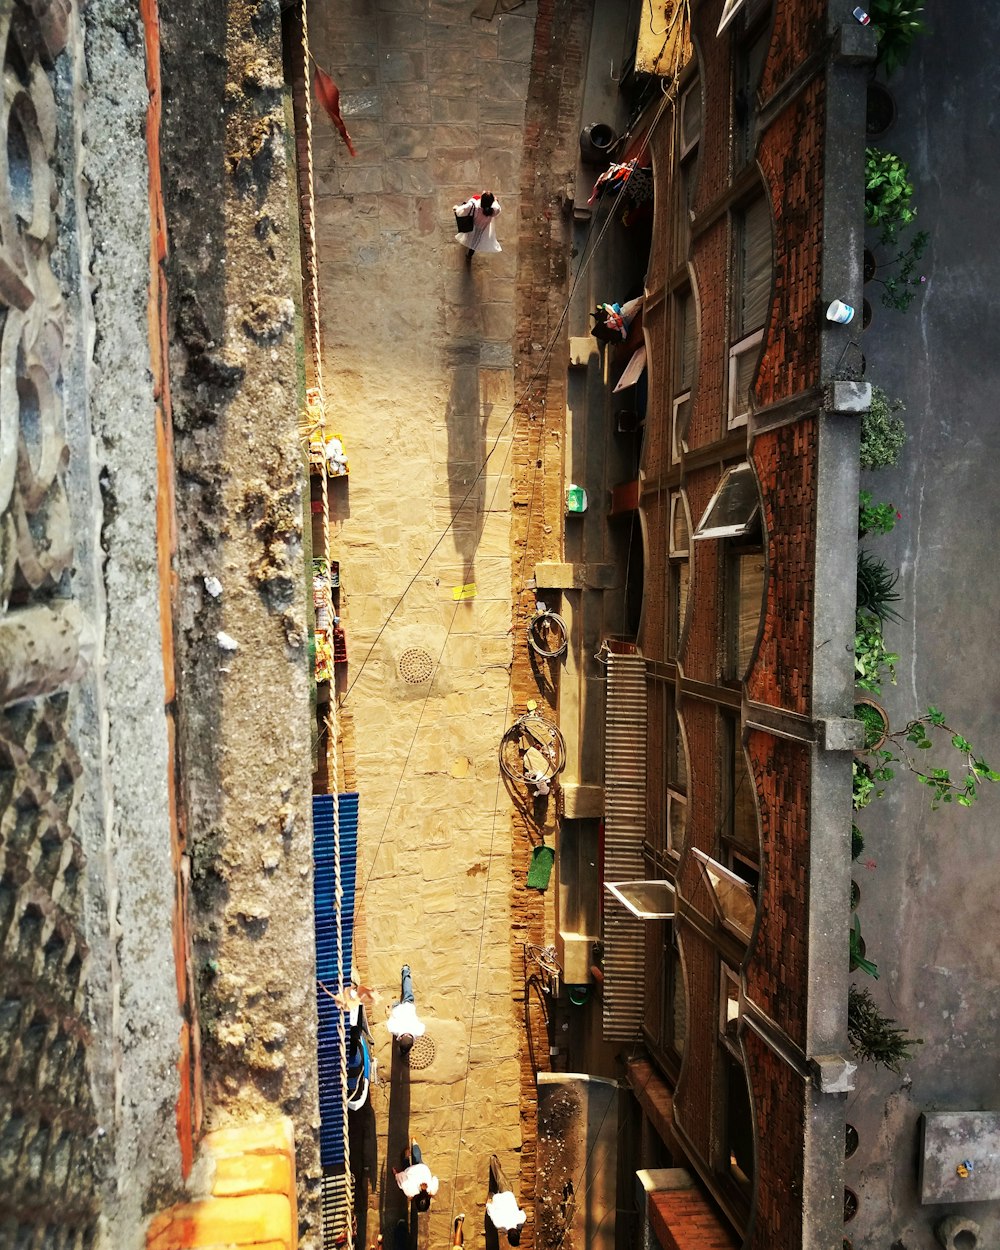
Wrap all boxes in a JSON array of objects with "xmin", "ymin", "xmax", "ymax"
[
  {"xmin": 602, "ymin": 652, "xmax": 648, "ymax": 1041},
  {"xmin": 397, "ymin": 647, "xmax": 434, "ymax": 684},
  {"xmin": 0, "ymin": 694, "xmax": 99, "ymax": 1248},
  {"xmin": 405, "ymin": 1033, "xmax": 436, "ymax": 1071}
]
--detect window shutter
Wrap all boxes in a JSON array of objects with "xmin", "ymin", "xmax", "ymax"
[
  {"xmin": 682, "ymin": 294, "xmax": 696, "ymax": 389},
  {"xmin": 681, "ymin": 80, "xmax": 702, "ymax": 152},
  {"xmin": 740, "ymin": 197, "xmax": 771, "ymax": 335},
  {"xmin": 734, "ymin": 341, "xmax": 758, "ymax": 420}
]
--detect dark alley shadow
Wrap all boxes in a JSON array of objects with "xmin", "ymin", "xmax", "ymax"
[
  {"xmin": 349, "ymin": 1097, "xmax": 377, "ymax": 1246},
  {"xmin": 444, "ymin": 344, "xmax": 485, "ymax": 588},
  {"xmin": 378, "ymin": 1043, "xmax": 411, "ymax": 1238}
]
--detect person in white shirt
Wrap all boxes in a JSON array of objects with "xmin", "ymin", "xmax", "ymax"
[
  {"xmin": 385, "ymin": 964, "xmax": 426, "ymax": 1055},
  {"xmin": 452, "ymin": 191, "xmax": 502, "ymax": 265},
  {"xmin": 486, "ymin": 1187, "xmax": 526, "ymax": 1245},
  {"xmin": 394, "ymin": 1140, "xmax": 438, "ymax": 1212}
]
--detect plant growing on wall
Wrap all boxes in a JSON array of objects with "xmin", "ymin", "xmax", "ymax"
[
  {"xmin": 871, "ymin": 229, "xmax": 929, "ymax": 312},
  {"xmin": 850, "ymin": 914, "xmax": 878, "ymax": 978},
  {"xmin": 854, "ymin": 615, "xmax": 899, "ymax": 694},
  {"xmin": 865, "ymin": 148, "xmax": 917, "ymax": 244},
  {"xmin": 860, "ymin": 386, "xmax": 906, "ymax": 470},
  {"xmin": 857, "ymin": 550, "xmax": 902, "ymax": 624},
  {"xmin": 865, "ymin": 708, "xmax": 1000, "ymax": 810},
  {"xmin": 848, "ymin": 983, "xmax": 923, "ymax": 1071},
  {"xmin": 868, "ymin": 0, "xmax": 927, "ymax": 76},
  {"xmin": 858, "ymin": 490, "xmax": 900, "ymax": 537}
]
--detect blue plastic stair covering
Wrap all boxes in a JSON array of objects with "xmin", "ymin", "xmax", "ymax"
[{"xmin": 312, "ymin": 792, "xmax": 359, "ymax": 1168}]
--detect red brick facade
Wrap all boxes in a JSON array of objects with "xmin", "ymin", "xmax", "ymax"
[{"xmin": 626, "ymin": 0, "xmax": 853, "ymax": 1246}]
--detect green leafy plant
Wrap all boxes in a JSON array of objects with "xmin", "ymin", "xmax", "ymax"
[
  {"xmin": 854, "ymin": 615, "xmax": 899, "ymax": 694},
  {"xmin": 858, "ymin": 489, "xmax": 900, "ymax": 537},
  {"xmin": 881, "ymin": 707, "xmax": 1000, "ymax": 809},
  {"xmin": 869, "ymin": 0, "xmax": 927, "ymax": 76},
  {"xmin": 857, "ymin": 550, "xmax": 902, "ymax": 624},
  {"xmin": 860, "ymin": 386, "xmax": 906, "ymax": 470},
  {"xmin": 865, "ymin": 147, "xmax": 917, "ymax": 245},
  {"xmin": 851, "ymin": 823, "xmax": 865, "ymax": 860},
  {"xmin": 872, "ymin": 230, "xmax": 929, "ymax": 312},
  {"xmin": 855, "ymin": 701, "xmax": 888, "ymax": 750},
  {"xmin": 848, "ymin": 983, "xmax": 923, "ymax": 1071},
  {"xmin": 849, "ymin": 913, "xmax": 878, "ymax": 978},
  {"xmin": 852, "ymin": 756, "xmax": 894, "ymax": 811}
]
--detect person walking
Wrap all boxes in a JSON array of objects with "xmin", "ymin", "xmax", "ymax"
[
  {"xmin": 486, "ymin": 1154, "xmax": 526, "ymax": 1246},
  {"xmin": 452, "ymin": 1213, "xmax": 465, "ymax": 1246},
  {"xmin": 394, "ymin": 1140, "xmax": 439, "ymax": 1212},
  {"xmin": 386, "ymin": 964, "xmax": 425, "ymax": 1055},
  {"xmin": 453, "ymin": 191, "xmax": 502, "ymax": 265}
]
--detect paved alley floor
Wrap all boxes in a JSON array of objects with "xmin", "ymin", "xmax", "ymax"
[{"xmin": 308, "ymin": 0, "xmax": 537, "ymax": 1240}]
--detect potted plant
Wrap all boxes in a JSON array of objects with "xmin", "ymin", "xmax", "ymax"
[
  {"xmin": 863, "ymin": 247, "xmax": 878, "ymax": 283},
  {"xmin": 869, "ymin": 0, "xmax": 927, "ymax": 76},
  {"xmin": 848, "ymin": 983, "xmax": 923, "ymax": 1071},
  {"xmin": 860, "ymin": 385, "xmax": 906, "ymax": 470},
  {"xmin": 855, "ymin": 697, "xmax": 889, "ymax": 751},
  {"xmin": 865, "ymin": 147, "xmax": 918, "ymax": 244},
  {"xmin": 869, "ymin": 229, "xmax": 929, "ymax": 312}
]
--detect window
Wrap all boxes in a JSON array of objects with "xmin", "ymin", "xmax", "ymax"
[
  {"xmin": 723, "ymin": 1053, "xmax": 754, "ymax": 1192},
  {"xmin": 734, "ymin": 26, "xmax": 769, "ymax": 167},
  {"xmin": 723, "ymin": 718, "xmax": 760, "ymax": 864},
  {"xmin": 729, "ymin": 196, "xmax": 771, "ymax": 427},
  {"xmin": 726, "ymin": 543, "xmax": 765, "ymax": 678},
  {"xmin": 692, "ymin": 848, "xmax": 757, "ymax": 941},
  {"xmin": 694, "ymin": 463, "xmax": 760, "ymax": 541},
  {"xmin": 605, "ymin": 879, "xmax": 677, "ymax": 920},
  {"xmin": 716, "ymin": 0, "xmax": 748, "ymax": 35},
  {"xmin": 672, "ymin": 290, "xmax": 695, "ymax": 458},
  {"xmin": 736, "ymin": 197, "xmax": 771, "ymax": 336},
  {"xmin": 667, "ymin": 493, "xmax": 690, "ymax": 656},
  {"xmin": 719, "ymin": 964, "xmax": 741, "ymax": 1054},
  {"xmin": 680, "ymin": 78, "xmax": 701, "ymax": 157}
]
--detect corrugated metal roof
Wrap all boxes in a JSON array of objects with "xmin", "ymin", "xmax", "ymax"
[
  {"xmin": 312, "ymin": 792, "xmax": 358, "ymax": 1170},
  {"xmin": 603, "ymin": 653, "xmax": 648, "ymax": 1042}
]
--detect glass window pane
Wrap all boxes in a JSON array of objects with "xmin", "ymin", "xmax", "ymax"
[
  {"xmin": 740, "ymin": 197, "xmax": 772, "ymax": 336},
  {"xmin": 736, "ymin": 551, "xmax": 765, "ymax": 673},
  {"xmin": 732, "ymin": 739, "xmax": 758, "ymax": 854},
  {"xmin": 693, "ymin": 849, "xmax": 757, "ymax": 939},
  {"xmin": 695, "ymin": 463, "xmax": 760, "ymax": 539},
  {"xmin": 668, "ymin": 791, "xmax": 686, "ymax": 852},
  {"xmin": 681, "ymin": 79, "xmax": 702, "ymax": 151},
  {"xmin": 671, "ymin": 496, "xmax": 689, "ymax": 554}
]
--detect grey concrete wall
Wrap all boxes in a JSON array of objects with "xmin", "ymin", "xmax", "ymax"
[
  {"xmin": 843, "ymin": 3, "xmax": 1000, "ymax": 1245},
  {"xmin": 70, "ymin": 1, "xmax": 186, "ymax": 1240}
]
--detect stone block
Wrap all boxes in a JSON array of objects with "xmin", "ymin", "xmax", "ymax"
[
  {"xmin": 820, "ymin": 716, "xmax": 865, "ymax": 752},
  {"xmin": 829, "ymin": 380, "xmax": 871, "ymax": 414},
  {"xmin": 834, "ymin": 22, "xmax": 878, "ymax": 64},
  {"xmin": 809, "ymin": 1053, "xmax": 856, "ymax": 1093},
  {"xmin": 211, "ymin": 1150, "xmax": 293, "ymax": 1198}
]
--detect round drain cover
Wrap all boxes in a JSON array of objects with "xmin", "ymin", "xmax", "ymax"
[
  {"xmin": 398, "ymin": 647, "xmax": 434, "ymax": 684},
  {"xmin": 406, "ymin": 1034, "xmax": 436, "ymax": 1070}
]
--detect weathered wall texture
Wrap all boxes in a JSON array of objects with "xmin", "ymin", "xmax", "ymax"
[
  {"xmin": 156, "ymin": 0, "xmax": 321, "ymax": 1242},
  {"xmin": 1, "ymin": 0, "xmax": 186, "ymax": 1245}
]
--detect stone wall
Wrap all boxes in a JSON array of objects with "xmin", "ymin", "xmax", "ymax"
[{"xmin": 156, "ymin": 0, "xmax": 321, "ymax": 1240}]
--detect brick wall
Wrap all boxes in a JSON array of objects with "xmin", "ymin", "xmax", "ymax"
[
  {"xmin": 747, "ymin": 420, "xmax": 817, "ymax": 715},
  {"xmin": 743, "ymin": 730, "xmax": 810, "ymax": 1047},
  {"xmin": 755, "ymin": 77, "xmax": 826, "ymax": 408},
  {"xmin": 742, "ymin": 1029, "xmax": 806, "ymax": 1250},
  {"xmin": 510, "ymin": 0, "xmax": 591, "ymax": 1241}
]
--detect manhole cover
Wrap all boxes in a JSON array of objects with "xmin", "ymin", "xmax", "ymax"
[
  {"xmin": 406, "ymin": 1033, "xmax": 436, "ymax": 1070},
  {"xmin": 398, "ymin": 647, "xmax": 434, "ymax": 684}
]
